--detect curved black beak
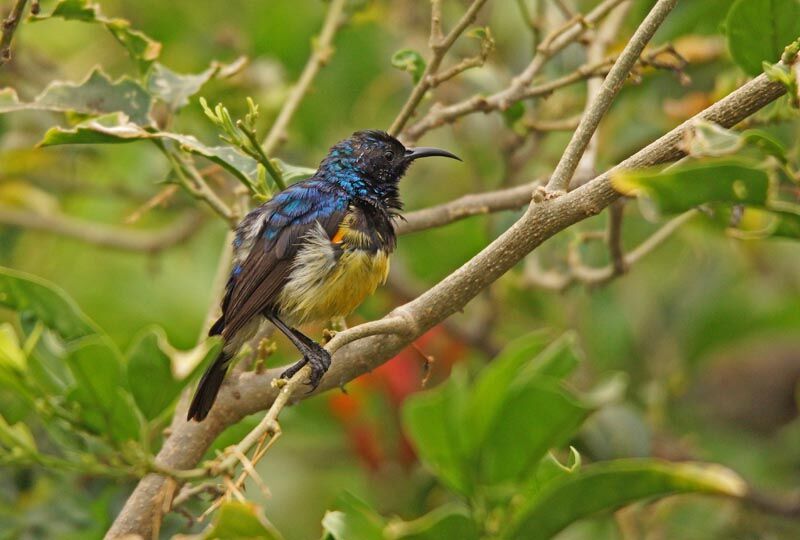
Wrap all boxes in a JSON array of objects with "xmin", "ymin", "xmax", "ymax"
[{"xmin": 405, "ymin": 146, "xmax": 462, "ymax": 162}]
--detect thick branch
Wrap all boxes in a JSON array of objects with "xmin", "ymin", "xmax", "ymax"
[
  {"xmin": 106, "ymin": 71, "xmax": 788, "ymax": 539},
  {"xmin": 0, "ymin": 0, "xmax": 28, "ymax": 66},
  {"xmin": 0, "ymin": 206, "xmax": 205, "ymax": 253}
]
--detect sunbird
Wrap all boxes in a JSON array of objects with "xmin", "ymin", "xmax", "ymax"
[{"xmin": 188, "ymin": 130, "xmax": 460, "ymax": 421}]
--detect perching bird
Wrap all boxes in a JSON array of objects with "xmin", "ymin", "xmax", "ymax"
[{"xmin": 187, "ymin": 130, "xmax": 460, "ymax": 421}]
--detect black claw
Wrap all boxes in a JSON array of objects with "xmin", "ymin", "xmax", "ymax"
[
  {"xmin": 279, "ymin": 361, "xmax": 304, "ymax": 380},
  {"xmin": 280, "ymin": 347, "xmax": 331, "ymax": 394},
  {"xmin": 305, "ymin": 348, "xmax": 331, "ymax": 391}
]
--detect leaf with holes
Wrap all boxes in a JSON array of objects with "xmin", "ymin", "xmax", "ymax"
[
  {"xmin": 0, "ymin": 69, "xmax": 153, "ymax": 125},
  {"xmin": 146, "ymin": 57, "xmax": 247, "ymax": 112},
  {"xmin": 39, "ymin": 113, "xmax": 260, "ymax": 185}
]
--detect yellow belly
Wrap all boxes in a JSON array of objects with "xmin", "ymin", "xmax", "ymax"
[{"xmin": 276, "ymin": 225, "xmax": 390, "ymax": 325}]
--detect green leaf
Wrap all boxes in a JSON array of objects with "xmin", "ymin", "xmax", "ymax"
[
  {"xmin": 33, "ymin": 0, "xmax": 162, "ymax": 72},
  {"xmin": 170, "ymin": 135, "xmax": 259, "ymax": 185},
  {"xmin": 0, "ymin": 69, "xmax": 153, "ymax": 125},
  {"xmin": 204, "ymin": 501, "xmax": 283, "ymax": 540},
  {"xmin": 402, "ymin": 367, "xmax": 472, "ymax": 495},
  {"xmin": 685, "ymin": 120, "xmax": 744, "ymax": 157},
  {"xmin": 503, "ymin": 460, "xmax": 747, "ymax": 540},
  {"xmin": 387, "ymin": 504, "xmax": 478, "ymax": 540},
  {"xmin": 763, "ymin": 60, "xmax": 799, "ymax": 101},
  {"xmin": 274, "ymin": 158, "xmax": 317, "ymax": 184},
  {"xmin": 733, "ymin": 204, "xmax": 800, "ymax": 239},
  {"xmin": 322, "ymin": 493, "xmax": 385, "ymax": 540},
  {"xmin": 39, "ymin": 113, "xmax": 260, "ymax": 185},
  {"xmin": 478, "ymin": 378, "xmax": 588, "ymax": 484},
  {"xmin": 65, "ymin": 336, "xmax": 140, "ymax": 442},
  {"xmin": 501, "ymin": 101, "xmax": 525, "ymax": 128},
  {"xmin": 467, "ymin": 332, "xmax": 579, "ymax": 455},
  {"xmin": 686, "ymin": 120, "xmax": 787, "ymax": 162},
  {"xmin": 404, "ymin": 333, "xmax": 586, "ymax": 491},
  {"xmin": 126, "ymin": 328, "xmax": 185, "ymax": 421},
  {"xmin": 0, "ymin": 266, "xmax": 97, "ymax": 342},
  {"xmin": 771, "ymin": 205, "xmax": 800, "ymax": 237},
  {"xmin": 0, "ymin": 323, "xmax": 26, "ymax": 372},
  {"xmin": 742, "ymin": 128, "xmax": 789, "ymax": 162},
  {"xmin": 391, "ymin": 49, "xmax": 427, "ymax": 83},
  {"xmin": 612, "ymin": 159, "xmax": 771, "ymax": 214},
  {"xmin": 534, "ymin": 448, "xmax": 581, "ymax": 490},
  {"xmin": 725, "ymin": 0, "xmax": 800, "ymax": 76},
  {"xmin": 0, "ymin": 414, "xmax": 37, "ymax": 454},
  {"xmin": 146, "ymin": 58, "xmax": 246, "ymax": 112},
  {"xmin": 518, "ymin": 332, "xmax": 582, "ymax": 381}
]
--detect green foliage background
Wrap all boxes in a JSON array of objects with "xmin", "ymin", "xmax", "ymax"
[{"xmin": 1, "ymin": 0, "xmax": 800, "ymax": 538}]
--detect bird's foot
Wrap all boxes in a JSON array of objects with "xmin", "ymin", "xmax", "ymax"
[{"xmin": 280, "ymin": 346, "xmax": 331, "ymax": 392}]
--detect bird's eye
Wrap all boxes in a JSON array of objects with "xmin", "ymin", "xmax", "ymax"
[{"xmin": 384, "ymin": 151, "xmax": 395, "ymax": 162}]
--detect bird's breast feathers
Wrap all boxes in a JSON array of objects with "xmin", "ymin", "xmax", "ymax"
[{"xmin": 276, "ymin": 210, "xmax": 391, "ymax": 325}]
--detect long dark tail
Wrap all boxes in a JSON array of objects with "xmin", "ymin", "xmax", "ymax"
[{"xmin": 187, "ymin": 349, "xmax": 231, "ymax": 422}]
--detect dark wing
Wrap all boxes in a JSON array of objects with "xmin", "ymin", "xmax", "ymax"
[{"xmin": 216, "ymin": 181, "xmax": 348, "ymax": 339}]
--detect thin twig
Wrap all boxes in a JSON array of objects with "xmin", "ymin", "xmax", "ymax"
[
  {"xmin": 388, "ymin": 0, "xmax": 490, "ymax": 136},
  {"xmin": 522, "ymin": 210, "xmax": 698, "ymax": 291},
  {"xmin": 545, "ymin": 0, "xmax": 678, "ymax": 193},
  {"xmin": 553, "ymin": 0, "xmax": 576, "ymax": 20},
  {"xmin": 402, "ymin": 0, "xmax": 626, "ymax": 143},
  {"xmin": 525, "ymin": 115, "xmax": 582, "ymax": 132},
  {"xmin": 261, "ymin": 0, "xmax": 347, "ymax": 155},
  {"xmin": 575, "ymin": 0, "xmax": 633, "ymax": 179},
  {"xmin": 607, "ymin": 200, "xmax": 627, "ymax": 276},
  {"xmin": 0, "ymin": 206, "xmax": 205, "ymax": 253},
  {"xmin": 167, "ymin": 150, "xmax": 236, "ymax": 226},
  {"xmin": 397, "ymin": 181, "xmax": 541, "ymax": 235},
  {"xmin": 238, "ymin": 121, "xmax": 286, "ymax": 191},
  {"xmin": 0, "ymin": 0, "xmax": 29, "ymax": 66},
  {"xmin": 125, "ymin": 185, "xmax": 180, "ymax": 224}
]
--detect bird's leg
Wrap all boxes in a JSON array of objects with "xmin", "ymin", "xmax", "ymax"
[{"xmin": 265, "ymin": 313, "xmax": 331, "ymax": 390}]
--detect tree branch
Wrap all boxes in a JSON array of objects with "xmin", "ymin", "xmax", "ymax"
[
  {"xmin": 397, "ymin": 180, "xmax": 541, "ymax": 235},
  {"xmin": 106, "ymin": 67, "xmax": 789, "ymax": 538},
  {"xmin": 402, "ymin": 0, "xmax": 627, "ymax": 143},
  {"xmin": 575, "ymin": 0, "xmax": 633, "ymax": 179},
  {"xmin": 261, "ymin": 0, "xmax": 347, "ymax": 155},
  {"xmin": 0, "ymin": 206, "xmax": 206, "ymax": 253},
  {"xmin": 522, "ymin": 209, "xmax": 698, "ymax": 291},
  {"xmin": 545, "ymin": 0, "xmax": 678, "ymax": 193},
  {"xmin": 0, "ymin": 0, "xmax": 28, "ymax": 66},
  {"xmin": 607, "ymin": 200, "xmax": 628, "ymax": 276},
  {"xmin": 388, "ymin": 0, "xmax": 490, "ymax": 136}
]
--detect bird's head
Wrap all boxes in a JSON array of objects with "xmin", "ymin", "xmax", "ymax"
[{"xmin": 318, "ymin": 130, "xmax": 460, "ymax": 206}]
